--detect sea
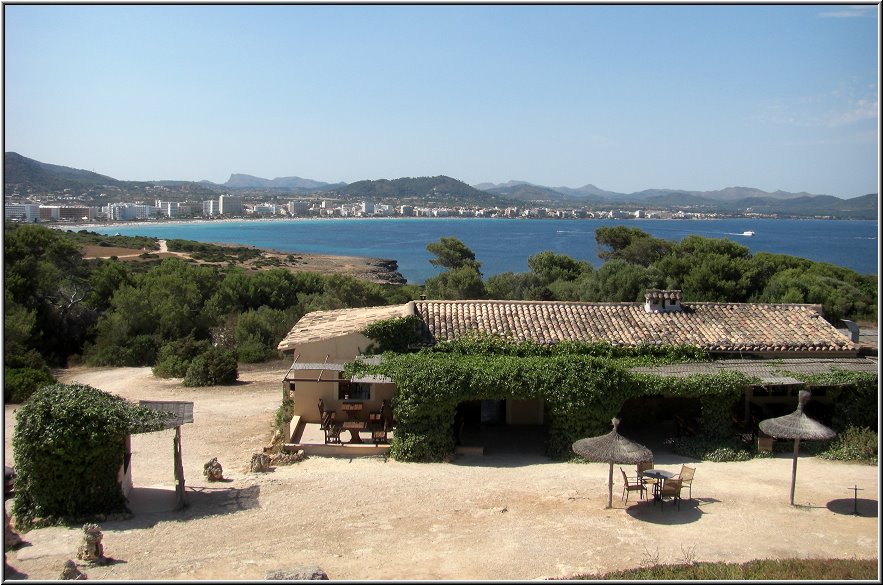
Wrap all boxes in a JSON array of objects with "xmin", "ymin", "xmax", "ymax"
[{"xmin": 88, "ymin": 218, "xmax": 879, "ymax": 285}]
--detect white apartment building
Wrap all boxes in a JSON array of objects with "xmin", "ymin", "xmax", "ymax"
[
  {"xmin": 202, "ymin": 200, "xmax": 219, "ymax": 217},
  {"xmin": 104, "ymin": 203, "xmax": 156, "ymax": 220},
  {"xmin": 4, "ymin": 203, "xmax": 41, "ymax": 223}
]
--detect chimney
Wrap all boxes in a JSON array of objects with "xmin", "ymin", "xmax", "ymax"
[
  {"xmin": 840, "ymin": 319, "xmax": 860, "ymax": 343},
  {"xmin": 644, "ymin": 289, "xmax": 682, "ymax": 313}
]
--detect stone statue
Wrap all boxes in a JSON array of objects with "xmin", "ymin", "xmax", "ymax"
[
  {"xmin": 203, "ymin": 457, "xmax": 224, "ymax": 481},
  {"xmin": 76, "ymin": 523, "xmax": 105, "ymax": 565},
  {"xmin": 249, "ymin": 453, "xmax": 271, "ymax": 473}
]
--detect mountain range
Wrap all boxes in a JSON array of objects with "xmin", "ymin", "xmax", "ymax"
[{"xmin": 3, "ymin": 152, "xmax": 877, "ymax": 219}]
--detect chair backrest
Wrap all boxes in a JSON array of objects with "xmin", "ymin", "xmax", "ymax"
[
  {"xmin": 318, "ymin": 398, "xmax": 325, "ymax": 416},
  {"xmin": 637, "ymin": 460, "xmax": 653, "ymax": 473},
  {"xmin": 619, "ymin": 467, "xmax": 630, "ymax": 486},
  {"xmin": 680, "ymin": 465, "xmax": 695, "ymax": 482}
]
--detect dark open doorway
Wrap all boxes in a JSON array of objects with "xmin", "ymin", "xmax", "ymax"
[{"xmin": 455, "ymin": 399, "xmax": 548, "ymax": 456}]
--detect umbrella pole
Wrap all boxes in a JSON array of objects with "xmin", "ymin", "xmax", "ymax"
[
  {"xmin": 607, "ymin": 463, "xmax": 613, "ymax": 509},
  {"xmin": 790, "ymin": 436, "xmax": 801, "ymax": 505}
]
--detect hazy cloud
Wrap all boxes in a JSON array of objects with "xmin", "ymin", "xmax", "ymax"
[
  {"xmin": 756, "ymin": 84, "xmax": 878, "ymax": 129},
  {"xmin": 817, "ymin": 6, "xmax": 876, "ymax": 18}
]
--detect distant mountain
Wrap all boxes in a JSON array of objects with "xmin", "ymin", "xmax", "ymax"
[
  {"xmin": 333, "ymin": 175, "xmax": 507, "ymax": 206},
  {"xmin": 4, "ymin": 151, "xmax": 129, "ymax": 192},
  {"xmin": 4, "ymin": 152, "xmax": 876, "ymax": 218},
  {"xmin": 552, "ymin": 184, "xmax": 627, "ymax": 199},
  {"xmin": 223, "ymin": 173, "xmax": 341, "ymax": 191},
  {"xmin": 4, "ymin": 152, "xmax": 218, "ymax": 199}
]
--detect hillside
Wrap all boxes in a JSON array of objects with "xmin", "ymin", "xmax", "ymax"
[
  {"xmin": 331, "ymin": 175, "xmax": 511, "ymax": 207},
  {"xmin": 4, "ymin": 151, "xmax": 127, "ymax": 192}
]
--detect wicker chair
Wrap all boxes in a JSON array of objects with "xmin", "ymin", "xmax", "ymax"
[
  {"xmin": 636, "ymin": 460, "xmax": 658, "ymax": 490},
  {"xmin": 619, "ymin": 467, "xmax": 647, "ymax": 504},
  {"xmin": 660, "ymin": 478, "xmax": 683, "ymax": 509},
  {"xmin": 675, "ymin": 465, "xmax": 695, "ymax": 499}
]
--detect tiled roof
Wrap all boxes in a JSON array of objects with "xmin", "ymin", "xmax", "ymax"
[
  {"xmin": 412, "ymin": 300, "xmax": 857, "ymax": 355},
  {"xmin": 277, "ymin": 304, "xmax": 414, "ymax": 352},
  {"xmin": 278, "ymin": 299, "xmax": 859, "ymax": 356}
]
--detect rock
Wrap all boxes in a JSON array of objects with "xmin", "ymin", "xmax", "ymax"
[
  {"xmin": 269, "ymin": 449, "xmax": 305, "ymax": 466},
  {"xmin": 61, "ymin": 559, "xmax": 87, "ymax": 580},
  {"xmin": 76, "ymin": 523, "xmax": 105, "ymax": 565},
  {"xmin": 249, "ymin": 453, "xmax": 271, "ymax": 473},
  {"xmin": 203, "ymin": 457, "xmax": 224, "ymax": 481},
  {"xmin": 266, "ymin": 566, "xmax": 329, "ymax": 580}
]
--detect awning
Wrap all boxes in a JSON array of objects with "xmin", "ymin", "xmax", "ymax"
[{"xmin": 350, "ymin": 374, "xmax": 393, "ymax": 384}]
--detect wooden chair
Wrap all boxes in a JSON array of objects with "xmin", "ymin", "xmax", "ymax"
[
  {"xmin": 636, "ymin": 460, "xmax": 658, "ymax": 490},
  {"xmin": 660, "ymin": 478, "xmax": 683, "ymax": 510},
  {"xmin": 675, "ymin": 465, "xmax": 695, "ymax": 500},
  {"xmin": 619, "ymin": 467, "xmax": 647, "ymax": 504},
  {"xmin": 324, "ymin": 418, "xmax": 343, "ymax": 445}
]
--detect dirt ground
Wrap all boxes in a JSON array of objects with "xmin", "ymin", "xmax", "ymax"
[
  {"xmin": 79, "ymin": 240, "xmax": 405, "ymax": 285},
  {"xmin": 3, "ymin": 363, "xmax": 879, "ymax": 580}
]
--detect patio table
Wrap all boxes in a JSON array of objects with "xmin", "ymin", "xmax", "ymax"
[{"xmin": 639, "ymin": 469, "xmax": 675, "ymax": 503}]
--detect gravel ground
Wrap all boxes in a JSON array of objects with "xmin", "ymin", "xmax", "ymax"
[{"xmin": 4, "ymin": 363, "xmax": 879, "ymax": 580}]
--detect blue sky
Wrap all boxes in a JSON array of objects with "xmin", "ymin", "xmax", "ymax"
[{"xmin": 3, "ymin": 4, "xmax": 879, "ymax": 197}]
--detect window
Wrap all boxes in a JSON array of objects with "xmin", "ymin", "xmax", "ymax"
[{"xmin": 338, "ymin": 380, "xmax": 371, "ymax": 400}]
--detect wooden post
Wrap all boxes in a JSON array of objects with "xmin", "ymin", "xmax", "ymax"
[
  {"xmin": 174, "ymin": 426, "xmax": 185, "ymax": 510},
  {"xmin": 607, "ymin": 463, "xmax": 613, "ymax": 509},
  {"xmin": 789, "ymin": 436, "xmax": 800, "ymax": 506}
]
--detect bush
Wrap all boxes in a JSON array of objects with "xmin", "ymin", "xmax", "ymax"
[
  {"xmin": 663, "ymin": 435, "xmax": 755, "ymax": 462},
  {"xmin": 153, "ymin": 336, "xmax": 212, "ymax": 378},
  {"xmin": 183, "ymin": 348, "xmax": 238, "ymax": 386},
  {"xmin": 820, "ymin": 426, "xmax": 878, "ymax": 465},
  {"xmin": 3, "ymin": 366, "xmax": 56, "ymax": 403},
  {"xmin": 11, "ymin": 383, "xmax": 169, "ymax": 528}
]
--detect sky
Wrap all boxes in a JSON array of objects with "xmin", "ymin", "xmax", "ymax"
[{"xmin": 3, "ymin": 4, "xmax": 879, "ymax": 197}]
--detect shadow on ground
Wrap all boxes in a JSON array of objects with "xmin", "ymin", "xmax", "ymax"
[
  {"xmin": 102, "ymin": 484, "xmax": 261, "ymax": 531},
  {"xmin": 625, "ymin": 497, "xmax": 715, "ymax": 524},
  {"xmin": 826, "ymin": 498, "xmax": 878, "ymax": 518}
]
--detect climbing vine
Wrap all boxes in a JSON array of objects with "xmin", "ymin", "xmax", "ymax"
[{"xmin": 350, "ymin": 327, "xmax": 752, "ymax": 461}]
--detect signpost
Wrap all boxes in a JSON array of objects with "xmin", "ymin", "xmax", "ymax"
[{"xmin": 140, "ymin": 401, "xmax": 194, "ymax": 510}]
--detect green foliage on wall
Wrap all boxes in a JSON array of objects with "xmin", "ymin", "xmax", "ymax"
[
  {"xmin": 349, "ymin": 333, "xmax": 750, "ymax": 461},
  {"xmin": 11, "ymin": 383, "xmax": 171, "ymax": 528}
]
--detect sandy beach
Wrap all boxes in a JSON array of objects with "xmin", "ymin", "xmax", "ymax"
[{"xmin": 4, "ymin": 362, "xmax": 878, "ymax": 581}]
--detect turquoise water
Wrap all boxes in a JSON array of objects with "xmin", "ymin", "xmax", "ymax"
[{"xmin": 91, "ymin": 217, "xmax": 878, "ymax": 284}]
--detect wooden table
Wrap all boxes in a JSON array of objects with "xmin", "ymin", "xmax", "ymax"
[{"xmin": 341, "ymin": 421, "xmax": 367, "ymax": 443}]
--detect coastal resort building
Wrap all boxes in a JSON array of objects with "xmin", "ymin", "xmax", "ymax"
[{"xmin": 276, "ymin": 291, "xmax": 877, "ymax": 459}]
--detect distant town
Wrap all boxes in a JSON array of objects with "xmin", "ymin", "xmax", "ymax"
[{"xmin": 2, "ymin": 189, "xmax": 840, "ymax": 225}]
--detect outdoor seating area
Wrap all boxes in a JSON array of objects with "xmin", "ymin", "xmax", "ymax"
[{"xmin": 637, "ymin": 463, "xmax": 695, "ymax": 511}]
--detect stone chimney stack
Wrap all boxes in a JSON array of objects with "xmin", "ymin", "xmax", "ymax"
[{"xmin": 644, "ymin": 289, "xmax": 683, "ymax": 313}]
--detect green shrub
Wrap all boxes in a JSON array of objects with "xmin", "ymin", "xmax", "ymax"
[
  {"xmin": 153, "ymin": 336, "xmax": 211, "ymax": 378},
  {"xmin": 820, "ymin": 426, "xmax": 878, "ymax": 465},
  {"xmin": 183, "ymin": 348, "xmax": 238, "ymax": 386},
  {"xmin": 663, "ymin": 435, "xmax": 755, "ymax": 462},
  {"xmin": 3, "ymin": 366, "xmax": 56, "ymax": 404},
  {"xmin": 11, "ymin": 383, "xmax": 169, "ymax": 529}
]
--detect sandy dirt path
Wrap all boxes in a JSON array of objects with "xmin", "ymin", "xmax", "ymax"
[{"xmin": 4, "ymin": 363, "xmax": 879, "ymax": 580}]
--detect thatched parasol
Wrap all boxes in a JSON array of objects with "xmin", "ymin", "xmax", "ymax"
[
  {"xmin": 572, "ymin": 418, "xmax": 653, "ymax": 508},
  {"xmin": 759, "ymin": 390, "xmax": 836, "ymax": 505}
]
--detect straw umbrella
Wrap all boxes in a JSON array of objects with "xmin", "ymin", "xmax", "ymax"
[
  {"xmin": 759, "ymin": 390, "xmax": 836, "ymax": 505},
  {"xmin": 572, "ymin": 418, "xmax": 653, "ymax": 508}
]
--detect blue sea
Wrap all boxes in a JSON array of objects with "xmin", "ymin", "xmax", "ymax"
[{"xmin": 90, "ymin": 218, "xmax": 878, "ymax": 285}]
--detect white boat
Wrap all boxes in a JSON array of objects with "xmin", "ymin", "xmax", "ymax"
[{"xmin": 741, "ymin": 230, "xmax": 755, "ymax": 237}]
